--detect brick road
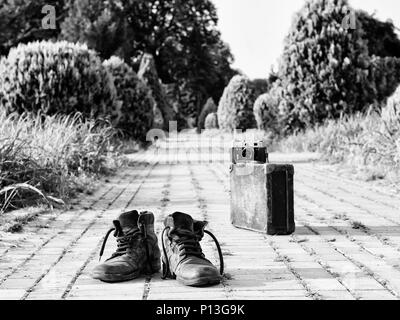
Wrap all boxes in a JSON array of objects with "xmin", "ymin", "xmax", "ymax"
[{"xmin": 1, "ymin": 132, "xmax": 400, "ymax": 300}]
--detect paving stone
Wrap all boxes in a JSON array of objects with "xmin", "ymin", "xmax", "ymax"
[
  {"xmin": 357, "ymin": 290, "xmax": 398, "ymax": 300},
  {"xmin": 0, "ymin": 134, "xmax": 399, "ymax": 300},
  {"xmin": 319, "ymin": 290, "xmax": 355, "ymax": 300}
]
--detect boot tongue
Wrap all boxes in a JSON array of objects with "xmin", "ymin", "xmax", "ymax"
[
  {"xmin": 118, "ymin": 210, "xmax": 139, "ymax": 232},
  {"xmin": 193, "ymin": 220, "xmax": 208, "ymax": 239},
  {"xmin": 166, "ymin": 212, "xmax": 194, "ymax": 233}
]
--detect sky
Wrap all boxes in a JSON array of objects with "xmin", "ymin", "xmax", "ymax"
[{"xmin": 213, "ymin": 0, "xmax": 400, "ymax": 79}]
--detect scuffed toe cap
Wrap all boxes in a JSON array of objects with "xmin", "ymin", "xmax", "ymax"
[
  {"xmin": 178, "ymin": 262, "xmax": 221, "ymax": 286},
  {"xmin": 92, "ymin": 260, "xmax": 138, "ymax": 281}
]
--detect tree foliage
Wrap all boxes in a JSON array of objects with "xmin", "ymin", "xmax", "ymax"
[
  {"xmin": 357, "ymin": 10, "xmax": 400, "ymax": 58},
  {"xmin": 103, "ymin": 56, "xmax": 153, "ymax": 141},
  {"xmin": 0, "ymin": 0, "xmax": 67, "ymax": 56},
  {"xmin": 61, "ymin": 0, "xmax": 235, "ymax": 119},
  {"xmin": 276, "ymin": 0, "xmax": 400, "ymax": 133},
  {"xmin": 137, "ymin": 53, "xmax": 175, "ymax": 131},
  {"xmin": 250, "ymin": 79, "xmax": 270, "ymax": 100}
]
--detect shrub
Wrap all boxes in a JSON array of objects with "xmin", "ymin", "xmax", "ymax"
[
  {"xmin": 198, "ymin": 98, "xmax": 217, "ymax": 131},
  {"xmin": 0, "ymin": 40, "xmax": 116, "ymax": 118},
  {"xmin": 0, "ymin": 110, "xmax": 120, "ymax": 213},
  {"xmin": 381, "ymin": 85, "xmax": 400, "ymax": 133},
  {"xmin": 253, "ymin": 84, "xmax": 281, "ymax": 133},
  {"xmin": 277, "ymin": 0, "xmax": 400, "ymax": 133},
  {"xmin": 204, "ymin": 112, "xmax": 219, "ymax": 129},
  {"xmin": 217, "ymin": 75, "xmax": 256, "ymax": 131},
  {"xmin": 138, "ymin": 53, "xmax": 176, "ymax": 130},
  {"xmin": 250, "ymin": 79, "xmax": 270, "ymax": 99},
  {"xmin": 277, "ymin": 109, "xmax": 400, "ymax": 182},
  {"xmin": 103, "ymin": 56, "xmax": 153, "ymax": 141}
]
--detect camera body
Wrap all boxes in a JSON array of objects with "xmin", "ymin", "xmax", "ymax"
[{"xmin": 231, "ymin": 141, "xmax": 268, "ymax": 164}]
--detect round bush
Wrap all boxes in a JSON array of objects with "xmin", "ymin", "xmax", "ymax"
[
  {"xmin": 198, "ymin": 98, "xmax": 217, "ymax": 131},
  {"xmin": 0, "ymin": 40, "xmax": 116, "ymax": 117},
  {"xmin": 253, "ymin": 89, "xmax": 280, "ymax": 133},
  {"xmin": 381, "ymin": 85, "xmax": 400, "ymax": 131},
  {"xmin": 204, "ymin": 112, "xmax": 218, "ymax": 129},
  {"xmin": 103, "ymin": 56, "xmax": 154, "ymax": 141},
  {"xmin": 217, "ymin": 75, "xmax": 256, "ymax": 131}
]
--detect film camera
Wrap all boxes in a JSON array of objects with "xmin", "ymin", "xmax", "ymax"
[{"xmin": 231, "ymin": 141, "xmax": 269, "ymax": 164}]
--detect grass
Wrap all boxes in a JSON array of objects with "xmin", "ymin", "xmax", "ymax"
[
  {"xmin": 0, "ymin": 110, "xmax": 123, "ymax": 214},
  {"xmin": 275, "ymin": 108, "xmax": 400, "ymax": 186},
  {"xmin": 351, "ymin": 221, "xmax": 368, "ymax": 231},
  {"xmin": 0, "ymin": 206, "xmax": 47, "ymax": 233}
]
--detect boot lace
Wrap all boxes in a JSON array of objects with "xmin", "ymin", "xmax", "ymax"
[
  {"xmin": 98, "ymin": 220, "xmax": 155, "ymax": 273},
  {"xmin": 161, "ymin": 227, "xmax": 224, "ymax": 279}
]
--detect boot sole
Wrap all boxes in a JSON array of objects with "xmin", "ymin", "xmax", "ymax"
[
  {"xmin": 177, "ymin": 275, "xmax": 221, "ymax": 287},
  {"xmin": 92, "ymin": 260, "xmax": 161, "ymax": 283},
  {"xmin": 92, "ymin": 267, "xmax": 161, "ymax": 283},
  {"xmin": 92, "ymin": 270, "xmax": 142, "ymax": 283}
]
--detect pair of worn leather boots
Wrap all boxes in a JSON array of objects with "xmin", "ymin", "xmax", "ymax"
[{"xmin": 92, "ymin": 211, "xmax": 223, "ymax": 287}]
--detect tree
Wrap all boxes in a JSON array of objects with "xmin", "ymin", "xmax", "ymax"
[
  {"xmin": 103, "ymin": 56, "xmax": 154, "ymax": 141},
  {"xmin": 276, "ymin": 0, "xmax": 400, "ymax": 133},
  {"xmin": 61, "ymin": 0, "xmax": 235, "ymax": 120},
  {"xmin": 250, "ymin": 79, "xmax": 269, "ymax": 101},
  {"xmin": 0, "ymin": 0, "xmax": 67, "ymax": 56},
  {"xmin": 137, "ymin": 53, "xmax": 176, "ymax": 131},
  {"xmin": 357, "ymin": 10, "xmax": 400, "ymax": 58}
]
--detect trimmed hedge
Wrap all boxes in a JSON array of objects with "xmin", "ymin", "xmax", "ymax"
[
  {"xmin": 204, "ymin": 112, "xmax": 218, "ymax": 129},
  {"xmin": 253, "ymin": 86, "xmax": 281, "ymax": 133},
  {"xmin": 103, "ymin": 56, "xmax": 153, "ymax": 141},
  {"xmin": 0, "ymin": 40, "xmax": 116, "ymax": 117},
  {"xmin": 382, "ymin": 85, "xmax": 400, "ymax": 132},
  {"xmin": 198, "ymin": 97, "xmax": 217, "ymax": 131},
  {"xmin": 217, "ymin": 75, "xmax": 256, "ymax": 131}
]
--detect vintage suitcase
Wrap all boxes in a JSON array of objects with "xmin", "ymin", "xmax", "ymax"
[{"xmin": 230, "ymin": 163, "xmax": 295, "ymax": 235}]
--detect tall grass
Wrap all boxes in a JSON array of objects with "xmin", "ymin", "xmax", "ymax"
[
  {"xmin": 0, "ymin": 110, "xmax": 120, "ymax": 213},
  {"xmin": 276, "ymin": 108, "xmax": 400, "ymax": 182}
]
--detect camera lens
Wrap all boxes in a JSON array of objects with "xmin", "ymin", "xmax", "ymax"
[{"xmin": 241, "ymin": 148, "xmax": 254, "ymax": 160}]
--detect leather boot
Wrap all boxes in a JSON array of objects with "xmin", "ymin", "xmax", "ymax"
[
  {"xmin": 161, "ymin": 212, "xmax": 223, "ymax": 287},
  {"xmin": 92, "ymin": 210, "xmax": 161, "ymax": 282}
]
